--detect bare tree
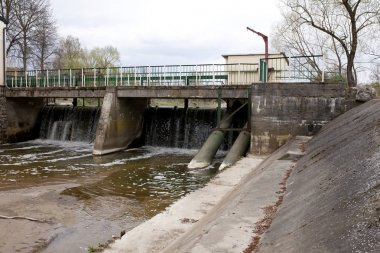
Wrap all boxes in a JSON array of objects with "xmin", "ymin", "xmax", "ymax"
[
  {"xmin": 273, "ymin": 11, "xmax": 347, "ymax": 81},
  {"xmin": 1, "ymin": 0, "xmax": 19, "ymax": 56},
  {"xmin": 2, "ymin": 0, "xmax": 56, "ymax": 70},
  {"xmin": 0, "ymin": 0, "xmax": 12, "ymax": 24},
  {"xmin": 30, "ymin": 3, "xmax": 57, "ymax": 70},
  {"xmin": 278, "ymin": 0, "xmax": 380, "ymax": 87},
  {"xmin": 12, "ymin": 0, "xmax": 49, "ymax": 70},
  {"xmin": 370, "ymin": 63, "xmax": 380, "ymax": 84}
]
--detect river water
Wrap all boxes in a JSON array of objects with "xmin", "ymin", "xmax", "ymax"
[{"xmin": 0, "ymin": 140, "xmax": 220, "ymax": 252}]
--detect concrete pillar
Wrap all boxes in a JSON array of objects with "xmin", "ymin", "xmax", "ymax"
[{"xmin": 93, "ymin": 87, "xmax": 148, "ymax": 155}]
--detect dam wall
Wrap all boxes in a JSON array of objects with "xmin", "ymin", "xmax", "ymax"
[
  {"xmin": 0, "ymin": 83, "xmax": 349, "ymax": 154},
  {"xmin": 250, "ymin": 83, "xmax": 348, "ymax": 154}
]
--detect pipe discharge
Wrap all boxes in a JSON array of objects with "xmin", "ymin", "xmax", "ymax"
[
  {"xmin": 188, "ymin": 112, "xmax": 233, "ymax": 169},
  {"xmin": 219, "ymin": 123, "xmax": 250, "ymax": 170}
]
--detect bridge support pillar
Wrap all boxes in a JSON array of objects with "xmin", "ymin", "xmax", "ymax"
[{"xmin": 93, "ymin": 87, "xmax": 148, "ymax": 155}]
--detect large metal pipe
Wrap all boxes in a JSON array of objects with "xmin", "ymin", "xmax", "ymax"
[
  {"xmin": 188, "ymin": 112, "xmax": 233, "ymax": 169},
  {"xmin": 219, "ymin": 123, "xmax": 250, "ymax": 170}
]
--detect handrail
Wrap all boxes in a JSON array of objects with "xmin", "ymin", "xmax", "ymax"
[
  {"xmin": 6, "ymin": 63, "xmax": 260, "ymax": 88},
  {"xmin": 5, "ymin": 57, "xmax": 344, "ymax": 88}
]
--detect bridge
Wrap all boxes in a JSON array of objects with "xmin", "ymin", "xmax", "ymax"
[{"xmin": 0, "ymin": 60, "xmax": 349, "ymax": 162}]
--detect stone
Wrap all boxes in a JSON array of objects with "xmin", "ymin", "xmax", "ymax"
[{"xmin": 355, "ymin": 86, "xmax": 376, "ymax": 102}]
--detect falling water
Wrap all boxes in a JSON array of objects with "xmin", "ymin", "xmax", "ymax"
[
  {"xmin": 144, "ymin": 107, "xmax": 224, "ymax": 149},
  {"xmin": 39, "ymin": 106, "xmax": 101, "ymax": 142}
]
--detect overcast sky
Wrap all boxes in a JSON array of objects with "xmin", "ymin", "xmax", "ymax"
[{"xmin": 50, "ymin": 0, "xmax": 281, "ymax": 66}]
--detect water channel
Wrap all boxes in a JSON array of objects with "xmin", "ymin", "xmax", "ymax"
[{"xmin": 0, "ymin": 105, "xmax": 226, "ymax": 252}]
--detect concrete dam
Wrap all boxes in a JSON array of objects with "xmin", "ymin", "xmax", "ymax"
[
  {"xmin": 0, "ymin": 83, "xmax": 349, "ymax": 167},
  {"xmin": 1, "ymin": 80, "xmax": 365, "ymax": 252},
  {"xmin": 24, "ymin": 104, "xmax": 244, "ymax": 151}
]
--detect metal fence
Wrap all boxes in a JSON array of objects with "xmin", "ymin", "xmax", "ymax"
[
  {"xmin": 263, "ymin": 55, "xmax": 344, "ymax": 83},
  {"xmin": 5, "ymin": 56, "xmax": 344, "ymax": 88},
  {"xmin": 6, "ymin": 63, "xmax": 259, "ymax": 88}
]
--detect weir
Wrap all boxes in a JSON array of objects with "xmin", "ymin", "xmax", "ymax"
[
  {"xmin": 144, "ymin": 107, "xmax": 224, "ymax": 149},
  {"xmin": 0, "ymin": 79, "xmax": 350, "ymax": 168},
  {"xmin": 39, "ymin": 106, "xmax": 101, "ymax": 142}
]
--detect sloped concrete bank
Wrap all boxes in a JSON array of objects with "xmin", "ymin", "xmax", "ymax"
[
  {"xmin": 106, "ymin": 99, "xmax": 379, "ymax": 253},
  {"xmin": 105, "ymin": 136, "xmax": 308, "ymax": 253},
  {"xmin": 105, "ymin": 156, "xmax": 265, "ymax": 253},
  {"xmin": 258, "ymin": 99, "xmax": 380, "ymax": 252}
]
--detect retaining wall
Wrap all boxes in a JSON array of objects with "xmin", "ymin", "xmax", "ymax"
[
  {"xmin": 250, "ymin": 83, "xmax": 349, "ymax": 154},
  {"xmin": 5, "ymin": 97, "xmax": 45, "ymax": 142}
]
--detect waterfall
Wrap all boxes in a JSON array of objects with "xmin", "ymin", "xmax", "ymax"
[
  {"xmin": 144, "ymin": 107, "xmax": 231, "ymax": 149},
  {"xmin": 39, "ymin": 106, "xmax": 101, "ymax": 143}
]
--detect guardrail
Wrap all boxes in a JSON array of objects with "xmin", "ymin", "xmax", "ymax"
[
  {"xmin": 5, "ymin": 56, "xmax": 344, "ymax": 88},
  {"xmin": 263, "ymin": 55, "xmax": 344, "ymax": 83},
  {"xmin": 6, "ymin": 63, "xmax": 259, "ymax": 88}
]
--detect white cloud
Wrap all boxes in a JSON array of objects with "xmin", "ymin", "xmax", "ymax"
[{"xmin": 51, "ymin": 0, "xmax": 281, "ymax": 66}]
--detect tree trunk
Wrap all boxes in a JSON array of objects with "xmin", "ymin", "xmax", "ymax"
[{"xmin": 346, "ymin": 53, "xmax": 357, "ymax": 87}]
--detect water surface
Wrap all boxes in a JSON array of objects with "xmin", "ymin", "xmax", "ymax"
[{"xmin": 0, "ymin": 140, "xmax": 220, "ymax": 252}]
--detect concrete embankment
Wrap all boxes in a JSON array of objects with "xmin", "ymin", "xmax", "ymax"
[
  {"xmin": 258, "ymin": 99, "xmax": 380, "ymax": 252},
  {"xmin": 106, "ymin": 136, "xmax": 307, "ymax": 253},
  {"xmin": 105, "ymin": 156, "xmax": 266, "ymax": 253},
  {"xmin": 107, "ymin": 99, "xmax": 379, "ymax": 253}
]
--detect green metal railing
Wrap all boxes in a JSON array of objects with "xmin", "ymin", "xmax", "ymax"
[
  {"xmin": 6, "ymin": 63, "xmax": 259, "ymax": 88},
  {"xmin": 5, "ymin": 56, "xmax": 344, "ymax": 88}
]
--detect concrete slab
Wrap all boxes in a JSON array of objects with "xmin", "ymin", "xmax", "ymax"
[
  {"xmin": 164, "ymin": 137, "xmax": 308, "ymax": 253},
  {"xmin": 106, "ymin": 136, "xmax": 308, "ymax": 253}
]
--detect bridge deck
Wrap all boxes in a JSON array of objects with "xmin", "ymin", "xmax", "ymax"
[{"xmin": 4, "ymin": 85, "xmax": 251, "ymax": 99}]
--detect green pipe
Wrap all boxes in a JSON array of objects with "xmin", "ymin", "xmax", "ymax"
[
  {"xmin": 219, "ymin": 123, "xmax": 250, "ymax": 170},
  {"xmin": 188, "ymin": 112, "xmax": 233, "ymax": 169}
]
